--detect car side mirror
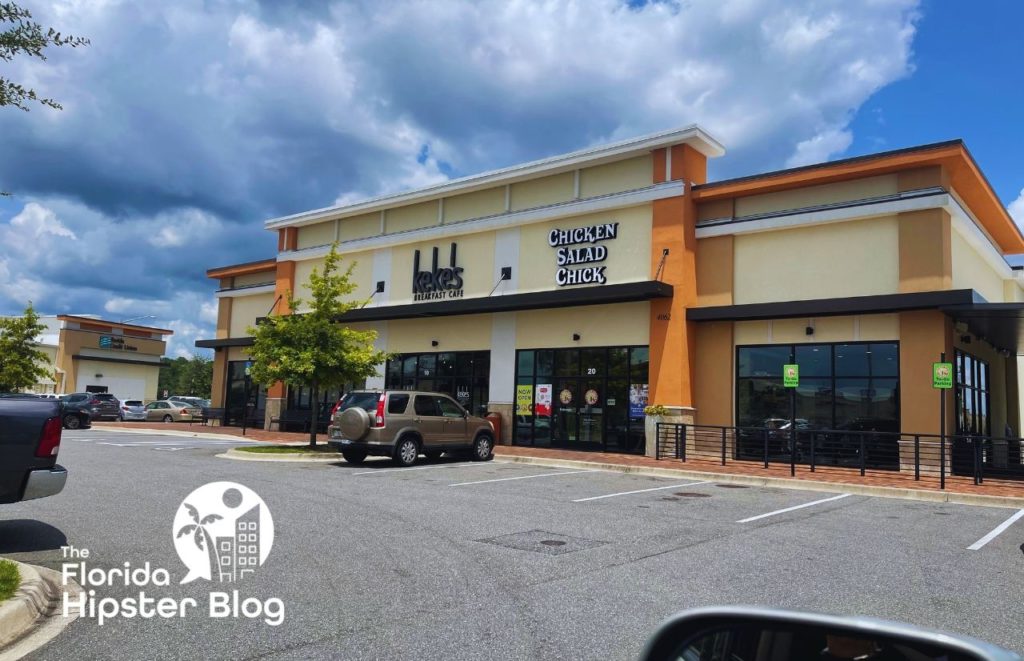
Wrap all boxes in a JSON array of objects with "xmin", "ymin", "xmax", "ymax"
[{"xmin": 640, "ymin": 607, "xmax": 1019, "ymax": 661}]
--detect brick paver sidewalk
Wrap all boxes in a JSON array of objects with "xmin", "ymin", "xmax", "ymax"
[{"xmin": 93, "ymin": 421, "xmax": 1024, "ymax": 499}]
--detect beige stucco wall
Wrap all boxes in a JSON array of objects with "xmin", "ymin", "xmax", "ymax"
[
  {"xmin": 733, "ymin": 217, "xmax": 899, "ymax": 304},
  {"xmin": 387, "ymin": 314, "xmax": 493, "ymax": 353},
  {"xmin": 226, "ymin": 346, "xmax": 252, "ymax": 362},
  {"xmin": 292, "ymin": 251, "xmax": 374, "ymax": 311},
  {"xmin": 951, "ymin": 229, "xmax": 1006, "ymax": 303},
  {"xmin": 734, "ymin": 174, "xmax": 898, "ymax": 218},
  {"xmin": 518, "ymin": 204, "xmax": 652, "ymax": 294},
  {"xmin": 385, "ymin": 200, "xmax": 438, "ymax": 234},
  {"xmin": 443, "ymin": 187, "xmax": 506, "ymax": 224},
  {"xmin": 734, "ymin": 314, "xmax": 900, "ymax": 346},
  {"xmin": 516, "ymin": 302, "xmax": 650, "ymax": 348},
  {"xmin": 509, "ymin": 172, "xmax": 574, "ymax": 211},
  {"xmin": 339, "ymin": 212, "xmax": 381, "ymax": 242},
  {"xmin": 297, "ymin": 221, "xmax": 337, "ymax": 249},
  {"xmin": 579, "ymin": 155, "xmax": 653, "ymax": 198},
  {"xmin": 232, "ymin": 271, "xmax": 275, "ymax": 288},
  {"xmin": 229, "ymin": 292, "xmax": 275, "ymax": 337},
  {"xmin": 389, "ymin": 231, "xmax": 495, "ymax": 305}
]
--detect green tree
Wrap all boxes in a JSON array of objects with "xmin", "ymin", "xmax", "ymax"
[
  {"xmin": 0, "ymin": 302, "xmax": 50, "ymax": 392},
  {"xmin": 247, "ymin": 243, "xmax": 388, "ymax": 447},
  {"xmin": 1, "ymin": 2, "xmax": 89, "ymax": 111},
  {"xmin": 158, "ymin": 356, "xmax": 213, "ymax": 399}
]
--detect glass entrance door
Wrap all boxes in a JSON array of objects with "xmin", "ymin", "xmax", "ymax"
[
  {"xmin": 577, "ymin": 379, "xmax": 604, "ymax": 449},
  {"xmin": 553, "ymin": 379, "xmax": 579, "ymax": 447}
]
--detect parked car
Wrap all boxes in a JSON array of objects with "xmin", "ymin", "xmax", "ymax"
[
  {"xmin": 328, "ymin": 390, "xmax": 495, "ymax": 467},
  {"xmin": 59, "ymin": 392, "xmax": 119, "ymax": 421},
  {"xmin": 145, "ymin": 400, "xmax": 202, "ymax": 422},
  {"xmin": 57, "ymin": 393, "xmax": 95, "ymax": 429},
  {"xmin": 169, "ymin": 396, "xmax": 211, "ymax": 408},
  {"xmin": 119, "ymin": 399, "xmax": 147, "ymax": 421},
  {"xmin": 0, "ymin": 395, "xmax": 67, "ymax": 504}
]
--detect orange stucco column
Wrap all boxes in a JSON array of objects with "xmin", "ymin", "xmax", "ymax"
[
  {"xmin": 648, "ymin": 145, "xmax": 706, "ymax": 408},
  {"xmin": 899, "ymin": 310, "xmax": 954, "ymax": 436}
]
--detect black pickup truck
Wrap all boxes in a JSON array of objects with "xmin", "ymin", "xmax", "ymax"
[{"xmin": 0, "ymin": 395, "xmax": 68, "ymax": 504}]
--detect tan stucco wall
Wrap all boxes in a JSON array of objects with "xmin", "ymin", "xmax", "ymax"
[
  {"xmin": 696, "ymin": 235, "xmax": 733, "ymax": 306},
  {"xmin": 389, "ymin": 232, "xmax": 495, "ymax": 305},
  {"xmin": 898, "ymin": 209, "xmax": 951, "ymax": 293},
  {"xmin": 229, "ymin": 293, "xmax": 275, "ymax": 337},
  {"xmin": 734, "ymin": 174, "xmax": 898, "ymax": 218},
  {"xmin": 226, "ymin": 346, "xmax": 252, "ymax": 362},
  {"xmin": 386, "ymin": 314, "xmax": 493, "ymax": 353},
  {"xmin": 518, "ymin": 205, "xmax": 652, "ymax": 293},
  {"xmin": 292, "ymin": 251, "xmax": 374, "ymax": 311},
  {"xmin": 951, "ymin": 227, "xmax": 1006, "ymax": 303},
  {"xmin": 693, "ymin": 322, "xmax": 733, "ymax": 426},
  {"xmin": 734, "ymin": 314, "xmax": 899, "ymax": 346},
  {"xmin": 579, "ymin": 155, "xmax": 653, "ymax": 198},
  {"xmin": 899, "ymin": 310, "xmax": 953, "ymax": 436},
  {"xmin": 385, "ymin": 200, "xmax": 438, "ymax": 234},
  {"xmin": 509, "ymin": 172, "xmax": 574, "ymax": 211},
  {"xmin": 515, "ymin": 302, "xmax": 649, "ymax": 349},
  {"xmin": 297, "ymin": 220, "xmax": 337, "ymax": 249},
  {"xmin": 733, "ymin": 217, "xmax": 899, "ymax": 304},
  {"xmin": 443, "ymin": 187, "xmax": 506, "ymax": 224},
  {"xmin": 339, "ymin": 212, "xmax": 381, "ymax": 242}
]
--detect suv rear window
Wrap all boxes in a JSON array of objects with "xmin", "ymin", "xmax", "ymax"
[
  {"xmin": 387, "ymin": 394, "xmax": 409, "ymax": 414},
  {"xmin": 413, "ymin": 395, "xmax": 439, "ymax": 416},
  {"xmin": 339, "ymin": 392, "xmax": 381, "ymax": 412},
  {"xmin": 125, "ymin": 400, "xmax": 142, "ymax": 406},
  {"xmin": 93, "ymin": 394, "xmax": 116, "ymax": 400}
]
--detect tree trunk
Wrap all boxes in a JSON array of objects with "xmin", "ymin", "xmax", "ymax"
[{"xmin": 308, "ymin": 381, "xmax": 318, "ymax": 448}]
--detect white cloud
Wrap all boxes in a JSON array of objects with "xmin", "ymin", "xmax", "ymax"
[{"xmin": 1008, "ymin": 188, "xmax": 1024, "ymax": 227}]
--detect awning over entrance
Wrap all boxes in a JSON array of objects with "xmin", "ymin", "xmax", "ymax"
[{"xmin": 940, "ymin": 302, "xmax": 1024, "ymax": 355}]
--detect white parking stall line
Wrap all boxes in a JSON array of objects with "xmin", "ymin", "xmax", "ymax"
[
  {"xmin": 449, "ymin": 470, "xmax": 594, "ymax": 487},
  {"xmin": 967, "ymin": 509, "xmax": 1024, "ymax": 551},
  {"xmin": 352, "ymin": 463, "xmax": 482, "ymax": 476},
  {"xmin": 572, "ymin": 480, "xmax": 713, "ymax": 503},
  {"xmin": 736, "ymin": 493, "xmax": 852, "ymax": 523}
]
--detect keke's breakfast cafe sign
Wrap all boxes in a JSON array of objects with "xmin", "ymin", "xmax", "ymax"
[{"xmin": 548, "ymin": 222, "xmax": 618, "ymax": 287}]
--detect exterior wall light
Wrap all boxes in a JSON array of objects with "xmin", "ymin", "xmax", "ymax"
[
  {"xmin": 572, "ymin": 333, "xmax": 581, "ymax": 342},
  {"xmin": 431, "ymin": 340, "xmax": 439, "ymax": 347}
]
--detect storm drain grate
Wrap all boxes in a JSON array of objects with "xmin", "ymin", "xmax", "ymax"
[{"xmin": 476, "ymin": 530, "xmax": 608, "ymax": 556}]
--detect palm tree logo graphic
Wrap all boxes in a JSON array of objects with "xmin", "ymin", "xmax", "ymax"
[
  {"xmin": 175, "ymin": 502, "xmax": 224, "ymax": 580},
  {"xmin": 173, "ymin": 482, "xmax": 274, "ymax": 584}
]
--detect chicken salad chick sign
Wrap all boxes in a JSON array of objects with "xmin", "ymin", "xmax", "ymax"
[{"xmin": 548, "ymin": 222, "xmax": 618, "ymax": 286}]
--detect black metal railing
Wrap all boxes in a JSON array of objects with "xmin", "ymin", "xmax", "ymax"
[{"xmin": 655, "ymin": 422, "xmax": 1024, "ymax": 490}]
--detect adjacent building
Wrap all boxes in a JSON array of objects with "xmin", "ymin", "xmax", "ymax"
[
  {"xmin": 28, "ymin": 315, "xmax": 172, "ymax": 400},
  {"xmin": 198, "ymin": 126, "xmax": 1024, "ymax": 474}
]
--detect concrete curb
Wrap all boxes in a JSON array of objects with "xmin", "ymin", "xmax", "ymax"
[
  {"xmin": 493, "ymin": 454, "xmax": 1024, "ymax": 509},
  {"xmin": 90, "ymin": 425, "xmax": 260, "ymax": 442},
  {"xmin": 219, "ymin": 447, "xmax": 346, "ymax": 463},
  {"xmin": 0, "ymin": 560, "xmax": 82, "ymax": 658}
]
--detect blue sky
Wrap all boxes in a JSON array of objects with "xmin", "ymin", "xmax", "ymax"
[{"xmin": 0, "ymin": 0, "xmax": 1021, "ymax": 357}]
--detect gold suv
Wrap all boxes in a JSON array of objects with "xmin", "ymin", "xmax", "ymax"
[{"xmin": 328, "ymin": 391, "xmax": 495, "ymax": 467}]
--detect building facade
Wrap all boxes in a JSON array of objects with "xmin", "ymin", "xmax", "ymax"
[
  {"xmin": 28, "ymin": 315, "xmax": 172, "ymax": 400},
  {"xmin": 199, "ymin": 126, "xmax": 1024, "ymax": 468}
]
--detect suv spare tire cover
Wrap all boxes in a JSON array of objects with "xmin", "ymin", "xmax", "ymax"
[{"xmin": 339, "ymin": 407, "xmax": 371, "ymax": 440}]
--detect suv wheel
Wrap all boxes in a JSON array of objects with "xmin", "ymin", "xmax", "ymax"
[
  {"xmin": 342, "ymin": 450, "xmax": 367, "ymax": 465},
  {"xmin": 63, "ymin": 414, "xmax": 81, "ymax": 430},
  {"xmin": 393, "ymin": 436, "xmax": 419, "ymax": 467},
  {"xmin": 471, "ymin": 434, "xmax": 494, "ymax": 462}
]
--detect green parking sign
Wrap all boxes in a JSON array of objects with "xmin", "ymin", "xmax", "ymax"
[
  {"xmin": 933, "ymin": 362, "xmax": 953, "ymax": 389},
  {"xmin": 783, "ymin": 364, "xmax": 799, "ymax": 388}
]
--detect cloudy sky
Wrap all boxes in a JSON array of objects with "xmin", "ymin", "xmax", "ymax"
[{"xmin": 1, "ymin": 0, "xmax": 1022, "ymax": 357}]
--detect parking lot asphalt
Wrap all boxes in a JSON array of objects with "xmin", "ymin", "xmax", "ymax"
[{"xmin": 3, "ymin": 429, "xmax": 1023, "ymax": 660}]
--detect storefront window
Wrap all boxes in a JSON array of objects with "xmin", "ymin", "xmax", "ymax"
[
  {"xmin": 955, "ymin": 349, "xmax": 990, "ymax": 436},
  {"xmin": 736, "ymin": 342, "xmax": 900, "ymax": 432},
  {"xmin": 385, "ymin": 351, "xmax": 490, "ymax": 416},
  {"xmin": 514, "ymin": 345, "xmax": 648, "ymax": 454},
  {"xmin": 225, "ymin": 361, "xmax": 266, "ymax": 427}
]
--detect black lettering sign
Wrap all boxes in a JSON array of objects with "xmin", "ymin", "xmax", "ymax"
[{"xmin": 412, "ymin": 243, "xmax": 465, "ymax": 301}]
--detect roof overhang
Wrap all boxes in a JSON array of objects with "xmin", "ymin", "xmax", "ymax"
[
  {"xmin": 693, "ymin": 141, "xmax": 1024, "ymax": 255},
  {"xmin": 941, "ymin": 303, "xmax": 1024, "ymax": 355},
  {"xmin": 264, "ymin": 125, "xmax": 724, "ymax": 230},
  {"xmin": 206, "ymin": 259, "xmax": 278, "ymax": 280},
  {"xmin": 687, "ymin": 289, "xmax": 983, "ymax": 323}
]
